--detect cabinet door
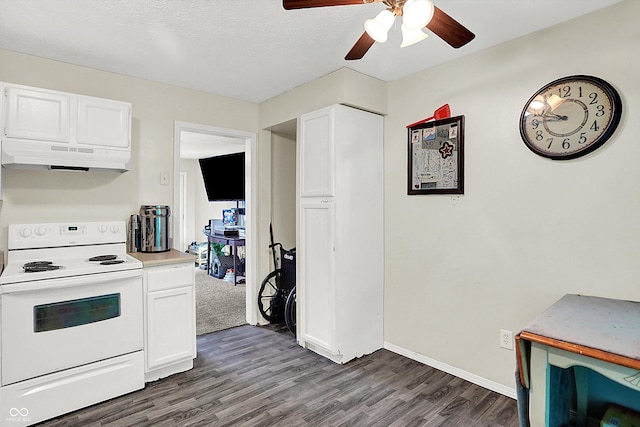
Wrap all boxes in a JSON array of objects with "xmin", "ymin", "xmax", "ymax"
[
  {"xmin": 146, "ymin": 285, "xmax": 196, "ymax": 371},
  {"xmin": 299, "ymin": 106, "xmax": 335, "ymax": 197},
  {"xmin": 298, "ymin": 199, "xmax": 336, "ymax": 353},
  {"xmin": 77, "ymin": 96, "xmax": 131, "ymax": 148},
  {"xmin": 4, "ymin": 85, "xmax": 70, "ymax": 142}
]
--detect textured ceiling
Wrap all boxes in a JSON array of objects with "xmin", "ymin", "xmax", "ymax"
[{"xmin": 0, "ymin": 0, "xmax": 624, "ymax": 104}]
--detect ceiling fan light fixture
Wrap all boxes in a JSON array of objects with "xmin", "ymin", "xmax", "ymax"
[
  {"xmin": 364, "ymin": 9, "xmax": 395, "ymax": 43},
  {"xmin": 402, "ymin": 0, "xmax": 435, "ymax": 30},
  {"xmin": 400, "ymin": 24, "xmax": 428, "ymax": 47}
]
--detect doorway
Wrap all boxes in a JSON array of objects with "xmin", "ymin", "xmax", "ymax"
[{"xmin": 173, "ymin": 121, "xmax": 257, "ymax": 326}]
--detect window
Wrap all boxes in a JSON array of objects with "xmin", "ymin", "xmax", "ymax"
[{"xmin": 34, "ymin": 294, "xmax": 121, "ymax": 332}]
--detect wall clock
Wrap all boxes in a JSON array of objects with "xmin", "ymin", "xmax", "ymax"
[{"xmin": 519, "ymin": 75, "xmax": 622, "ymax": 160}]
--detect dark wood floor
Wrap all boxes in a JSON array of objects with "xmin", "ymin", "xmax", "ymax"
[{"xmin": 38, "ymin": 325, "xmax": 518, "ymax": 426}]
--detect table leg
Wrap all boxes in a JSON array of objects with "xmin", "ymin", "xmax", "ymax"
[
  {"xmin": 574, "ymin": 367, "xmax": 588, "ymax": 427},
  {"xmin": 529, "ymin": 343, "xmax": 548, "ymax": 426},
  {"xmin": 231, "ymin": 243, "xmax": 237, "ymax": 286}
]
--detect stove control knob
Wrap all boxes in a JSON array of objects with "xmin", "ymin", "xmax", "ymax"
[
  {"xmin": 98, "ymin": 224, "xmax": 108, "ymax": 233},
  {"xmin": 35, "ymin": 226, "xmax": 48, "ymax": 236},
  {"xmin": 20, "ymin": 228, "xmax": 32, "ymax": 238},
  {"xmin": 110, "ymin": 224, "xmax": 120, "ymax": 233}
]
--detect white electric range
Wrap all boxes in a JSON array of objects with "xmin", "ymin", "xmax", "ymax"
[{"xmin": 0, "ymin": 221, "xmax": 144, "ymax": 426}]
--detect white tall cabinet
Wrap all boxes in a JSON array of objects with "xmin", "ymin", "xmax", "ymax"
[{"xmin": 297, "ymin": 104, "xmax": 384, "ymax": 364}]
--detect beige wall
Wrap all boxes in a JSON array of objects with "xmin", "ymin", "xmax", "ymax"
[
  {"xmin": 384, "ymin": 0, "xmax": 640, "ymax": 391},
  {"xmin": 0, "ymin": 49, "xmax": 258, "ymax": 254},
  {"xmin": 259, "ymin": 67, "xmax": 387, "ymax": 130},
  {"xmin": 270, "ymin": 132, "xmax": 296, "ymax": 252}
]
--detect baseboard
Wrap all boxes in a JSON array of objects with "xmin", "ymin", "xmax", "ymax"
[
  {"xmin": 384, "ymin": 341, "xmax": 517, "ymax": 399},
  {"xmin": 145, "ymin": 359, "xmax": 193, "ymax": 383}
]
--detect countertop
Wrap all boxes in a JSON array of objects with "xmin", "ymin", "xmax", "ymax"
[{"xmin": 129, "ymin": 249, "xmax": 196, "ymax": 268}]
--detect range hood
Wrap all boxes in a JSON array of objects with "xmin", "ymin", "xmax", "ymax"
[
  {"xmin": 1, "ymin": 139, "xmax": 130, "ymax": 172},
  {"xmin": 1, "ymin": 81, "xmax": 133, "ymax": 173}
]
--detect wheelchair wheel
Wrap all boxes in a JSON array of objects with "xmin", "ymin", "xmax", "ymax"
[
  {"xmin": 284, "ymin": 286, "xmax": 296, "ymax": 336},
  {"xmin": 257, "ymin": 270, "xmax": 286, "ymax": 323}
]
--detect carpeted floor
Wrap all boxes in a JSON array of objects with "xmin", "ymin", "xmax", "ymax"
[{"xmin": 194, "ymin": 267, "xmax": 247, "ymax": 335}]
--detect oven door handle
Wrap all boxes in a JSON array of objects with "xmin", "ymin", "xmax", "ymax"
[{"xmin": 0, "ymin": 269, "xmax": 142, "ymax": 294}]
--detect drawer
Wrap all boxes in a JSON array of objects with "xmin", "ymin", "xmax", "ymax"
[{"xmin": 146, "ymin": 263, "xmax": 193, "ymax": 292}]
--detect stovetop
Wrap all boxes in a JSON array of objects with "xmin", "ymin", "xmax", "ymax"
[
  {"xmin": 0, "ymin": 244, "xmax": 143, "ymax": 285},
  {"xmin": 0, "ymin": 221, "xmax": 143, "ymax": 285}
]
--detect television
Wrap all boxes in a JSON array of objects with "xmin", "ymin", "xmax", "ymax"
[{"xmin": 198, "ymin": 152, "xmax": 245, "ymax": 201}]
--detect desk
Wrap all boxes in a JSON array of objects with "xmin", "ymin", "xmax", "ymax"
[
  {"xmin": 517, "ymin": 294, "xmax": 640, "ymax": 426},
  {"xmin": 205, "ymin": 233, "xmax": 245, "ymax": 284}
]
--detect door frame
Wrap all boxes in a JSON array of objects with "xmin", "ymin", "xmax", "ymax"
[
  {"xmin": 179, "ymin": 172, "xmax": 187, "ymax": 252},
  {"xmin": 173, "ymin": 121, "xmax": 258, "ymax": 326}
]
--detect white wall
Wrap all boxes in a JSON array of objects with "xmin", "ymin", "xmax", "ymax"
[
  {"xmin": 180, "ymin": 159, "xmax": 197, "ymax": 246},
  {"xmin": 384, "ymin": 0, "xmax": 640, "ymax": 392},
  {"xmin": 179, "ymin": 158, "xmax": 237, "ymax": 247},
  {"xmin": 0, "ymin": 48, "xmax": 258, "ymax": 254}
]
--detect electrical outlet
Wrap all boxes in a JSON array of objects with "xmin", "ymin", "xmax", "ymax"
[{"xmin": 500, "ymin": 329, "xmax": 514, "ymax": 350}]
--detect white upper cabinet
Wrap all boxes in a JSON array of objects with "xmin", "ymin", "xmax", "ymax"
[
  {"xmin": 298, "ymin": 107, "xmax": 335, "ymax": 198},
  {"xmin": 2, "ymin": 82, "xmax": 131, "ymax": 149},
  {"xmin": 4, "ymin": 85, "xmax": 71, "ymax": 142},
  {"xmin": 77, "ymin": 96, "xmax": 130, "ymax": 148},
  {"xmin": 1, "ymin": 82, "xmax": 132, "ymax": 173}
]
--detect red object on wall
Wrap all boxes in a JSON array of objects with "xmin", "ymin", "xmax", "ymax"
[{"xmin": 406, "ymin": 104, "xmax": 451, "ymax": 128}]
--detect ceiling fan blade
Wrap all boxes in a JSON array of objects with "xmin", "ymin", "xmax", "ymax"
[
  {"xmin": 283, "ymin": 0, "xmax": 370, "ymax": 9},
  {"xmin": 426, "ymin": 6, "xmax": 475, "ymax": 49},
  {"xmin": 345, "ymin": 32, "xmax": 375, "ymax": 60}
]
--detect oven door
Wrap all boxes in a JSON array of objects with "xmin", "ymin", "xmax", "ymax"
[{"xmin": 1, "ymin": 269, "xmax": 143, "ymax": 386}]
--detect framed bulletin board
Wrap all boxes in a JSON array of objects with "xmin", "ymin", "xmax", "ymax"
[{"xmin": 407, "ymin": 115, "xmax": 464, "ymax": 195}]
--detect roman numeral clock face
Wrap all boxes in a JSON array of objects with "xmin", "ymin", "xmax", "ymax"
[{"xmin": 519, "ymin": 75, "xmax": 622, "ymax": 160}]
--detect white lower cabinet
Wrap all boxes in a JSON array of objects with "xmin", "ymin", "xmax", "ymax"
[
  {"xmin": 299, "ymin": 198, "xmax": 337, "ymax": 354},
  {"xmin": 144, "ymin": 262, "xmax": 196, "ymax": 382}
]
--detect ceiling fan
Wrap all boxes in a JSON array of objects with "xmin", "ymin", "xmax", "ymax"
[{"xmin": 283, "ymin": 0, "xmax": 475, "ymax": 60}]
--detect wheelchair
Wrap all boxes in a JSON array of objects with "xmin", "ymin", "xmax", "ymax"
[{"xmin": 257, "ymin": 225, "xmax": 296, "ymax": 335}]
